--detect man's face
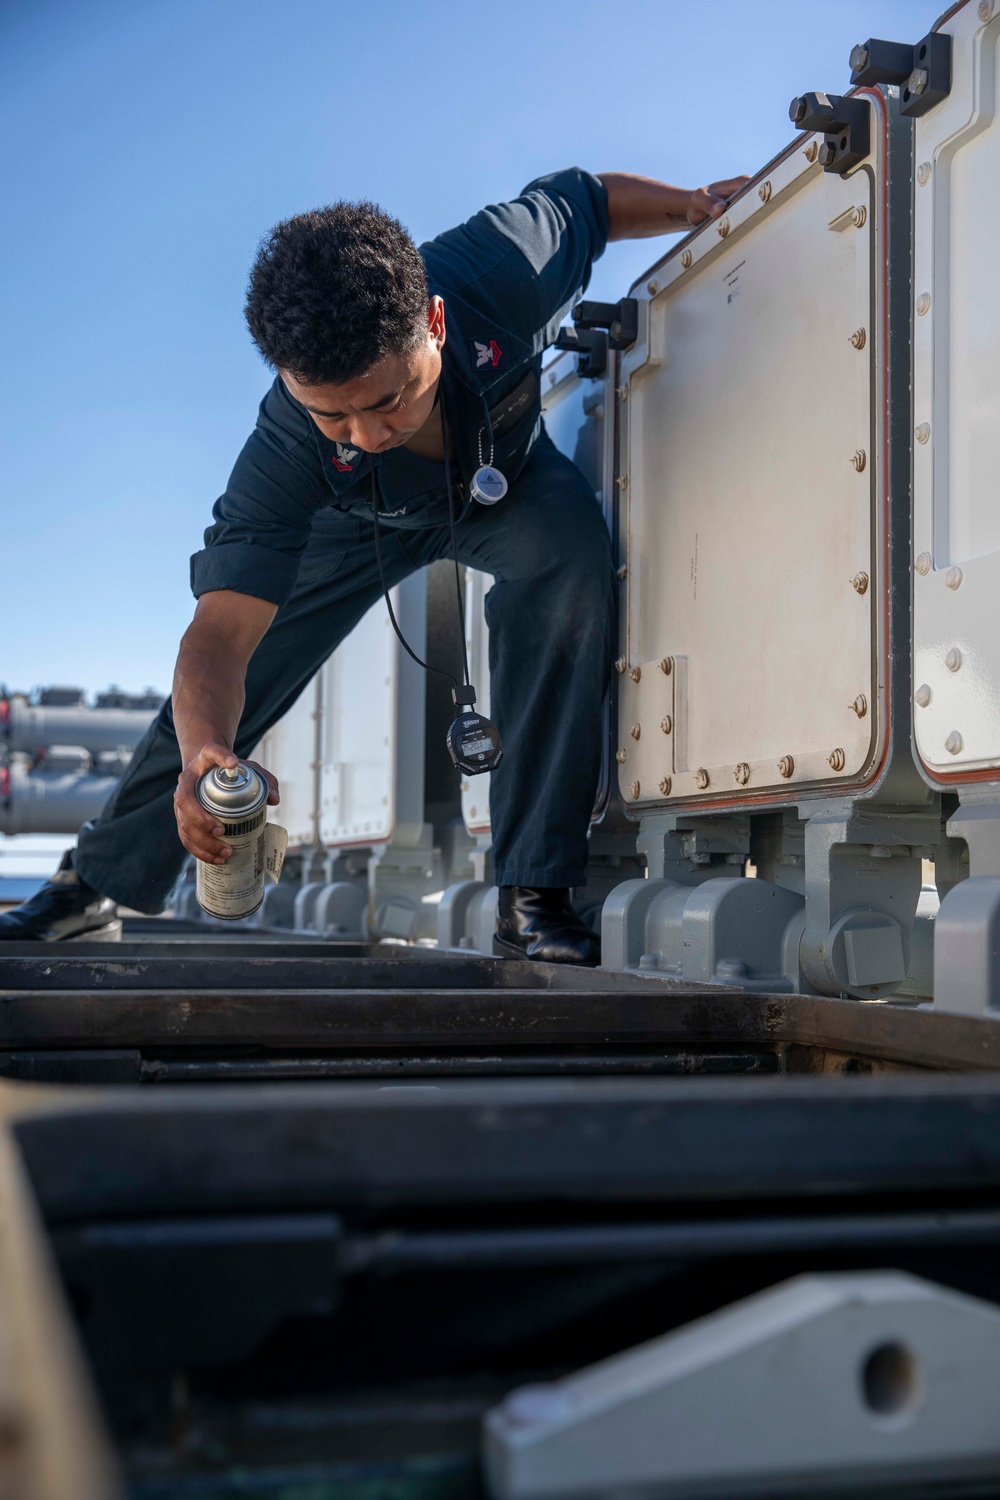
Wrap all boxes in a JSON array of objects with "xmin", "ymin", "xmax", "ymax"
[{"xmin": 280, "ymin": 297, "xmax": 446, "ymax": 455}]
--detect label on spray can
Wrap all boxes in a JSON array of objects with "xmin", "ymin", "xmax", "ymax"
[{"xmin": 195, "ymin": 762, "xmax": 285, "ymax": 921}]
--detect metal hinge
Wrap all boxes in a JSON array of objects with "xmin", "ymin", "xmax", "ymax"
[
  {"xmin": 848, "ymin": 32, "xmax": 952, "ymax": 118},
  {"xmin": 573, "ymin": 298, "xmax": 639, "ymax": 351},
  {"xmin": 788, "ymin": 92, "xmax": 871, "ymax": 174}
]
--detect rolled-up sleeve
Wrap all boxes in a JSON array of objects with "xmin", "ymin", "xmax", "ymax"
[
  {"xmin": 190, "ymin": 392, "xmax": 326, "ymax": 607},
  {"xmin": 423, "ymin": 167, "xmax": 610, "ymax": 355}
]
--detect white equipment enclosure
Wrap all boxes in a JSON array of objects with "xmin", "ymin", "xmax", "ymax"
[
  {"xmin": 912, "ymin": 1, "xmax": 1000, "ymax": 782},
  {"xmin": 461, "ymin": 347, "xmax": 615, "ymax": 838},
  {"xmin": 257, "ymin": 581, "xmax": 426, "ymax": 851},
  {"xmin": 617, "ymin": 90, "xmax": 888, "ymax": 812}
]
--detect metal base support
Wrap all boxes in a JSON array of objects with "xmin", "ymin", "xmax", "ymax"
[
  {"xmin": 368, "ymin": 822, "xmax": 444, "ymax": 942},
  {"xmin": 932, "ymin": 798, "xmax": 1000, "ymax": 1014},
  {"xmin": 603, "ymin": 804, "xmax": 930, "ymax": 998},
  {"xmin": 601, "ymin": 876, "xmax": 805, "ymax": 990},
  {"xmin": 484, "ymin": 1271, "xmax": 1000, "ymax": 1500},
  {"xmin": 934, "ymin": 875, "xmax": 1000, "ymax": 1016},
  {"xmin": 798, "ymin": 803, "xmax": 930, "ymax": 999}
]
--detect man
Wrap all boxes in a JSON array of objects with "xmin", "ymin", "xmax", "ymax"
[{"xmin": 1, "ymin": 166, "xmax": 745, "ymax": 962}]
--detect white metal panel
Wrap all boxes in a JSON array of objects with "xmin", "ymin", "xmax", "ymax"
[
  {"xmin": 256, "ymin": 578, "xmax": 426, "ymax": 851},
  {"xmin": 319, "ymin": 577, "xmax": 426, "ymax": 846},
  {"xmin": 912, "ymin": 1, "xmax": 1000, "ymax": 780},
  {"xmin": 254, "ymin": 678, "xmax": 318, "ymax": 848},
  {"xmin": 461, "ymin": 349, "xmax": 615, "ymax": 836},
  {"xmin": 617, "ymin": 97, "xmax": 886, "ymax": 811}
]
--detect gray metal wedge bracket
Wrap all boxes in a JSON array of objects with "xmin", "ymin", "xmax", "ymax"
[{"xmin": 484, "ymin": 1271, "xmax": 1000, "ymax": 1500}]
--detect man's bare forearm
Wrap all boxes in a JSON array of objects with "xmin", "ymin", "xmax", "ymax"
[
  {"xmin": 172, "ymin": 623, "xmax": 248, "ymax": 769},
  {"xmin": 170, "ymin": 590, "xmax": 279, "ymax": 862},
  {"xmin": 597, "ymin": 171, "xmax": 750, "ymax": 240}
]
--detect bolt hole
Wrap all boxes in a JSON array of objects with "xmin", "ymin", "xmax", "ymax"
[
  {"xmin": 840, "ymin": 135, "xmax": 847, "ymax": 149},
  {"xmin": 918, "ymin": 43, "xmax": 927, "ymax": 59},
  {"xmin": 903, "ymin": 88, "xmax": 911, "ymax": 101},
  {"xmin": 861, "ymin": 1343, "xmax": 921, "ymax": 1417}
]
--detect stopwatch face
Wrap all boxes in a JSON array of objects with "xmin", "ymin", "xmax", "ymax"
[
  {"xmin": 447, "ymin": 711, "xmax": 504, "ymax": 775},
  {"xmin": 470, "ymin": 465, "xmax": 508, "ymax": 505}
]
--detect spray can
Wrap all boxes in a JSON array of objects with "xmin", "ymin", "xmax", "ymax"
[{"xmin": 195, "ymin": 762, "xmax": 271, "ymax": 921}]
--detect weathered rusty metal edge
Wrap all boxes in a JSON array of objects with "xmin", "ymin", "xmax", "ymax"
[{"xmin": 0, "ymin": 984, "xmax": 997, "ymax": 1072}]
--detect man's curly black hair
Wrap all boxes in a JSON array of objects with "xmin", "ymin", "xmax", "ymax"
[{"xmin": 245, "ymin": 201, "xmax": 429, "ymax": 385}]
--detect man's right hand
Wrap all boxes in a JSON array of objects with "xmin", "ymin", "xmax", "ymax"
[{"xmin": 173, "ymin": 743, "xmax": 279, "ymax": 863}]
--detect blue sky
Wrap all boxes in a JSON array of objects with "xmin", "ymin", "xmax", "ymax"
[{"xmin": 2, "ymin": 0, "xmax": 929, "ymax": 698}]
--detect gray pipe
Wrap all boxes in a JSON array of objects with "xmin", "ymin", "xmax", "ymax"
[
  {"xmin": 0, "ymin": 763, "xmax": 118, "ymax": 835},
  {"xmin": 3, "ymin": 698, "xmax": 156, "ymax": 756}
]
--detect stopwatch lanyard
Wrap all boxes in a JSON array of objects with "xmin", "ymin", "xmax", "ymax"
[{"xmin": 369, "ymin": 382, "xmax": 471, "ymax": 696}]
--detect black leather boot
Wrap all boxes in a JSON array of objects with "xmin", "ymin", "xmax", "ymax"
[
  {"xmin": 0, "ymin": 851, "xmax": 119, "ymax": 942},
  {"xmin": 493, "ymin": 885, "xmax": 600, "ymax": 966}
]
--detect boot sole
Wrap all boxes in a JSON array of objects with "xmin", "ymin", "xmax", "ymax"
[
  {"xmin": 492, "ymin": 935, "xmax": 526, "ymax": 961},
  {"xmin": 492, "ymin": 934, "xmax": 601, "ymax": 967},
  {"xmin": 70, "ymin": 919, "xmax": 123, "ymax": 943}
]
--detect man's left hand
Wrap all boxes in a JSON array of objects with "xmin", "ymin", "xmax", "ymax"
[{"xmin": 686, "ymin": 177, "xmax": 752, "ymax": 227}]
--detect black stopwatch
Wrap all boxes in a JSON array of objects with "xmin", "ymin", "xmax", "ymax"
[{"xmin": 447, "ymin": 699, "xmax": 503, "ymax": 776}]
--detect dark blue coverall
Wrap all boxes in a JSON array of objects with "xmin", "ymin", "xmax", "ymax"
[{"xmin": 73, "ymin": 168, "xmax": 617, "ymax": 911}]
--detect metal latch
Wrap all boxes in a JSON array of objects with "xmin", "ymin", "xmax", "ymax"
[
  {"xmin": 788, "ymin": 92, "xmax": 871, "ymax": 174},
  {"xmin": 573, "ymin": 298, "xmax": 639, "ymax": 350},
  {"xmin": 553, "ymin": 325, "xmax": 609, "ymax": 378},
  {"xmin": 848, "ymin": 33, "xmax": 951, "ymax": 118}
]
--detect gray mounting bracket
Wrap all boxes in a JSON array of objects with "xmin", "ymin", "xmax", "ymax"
[{"xmin": 484, "ymin": 1272, "xmax": 1000, "ymax": 1500}]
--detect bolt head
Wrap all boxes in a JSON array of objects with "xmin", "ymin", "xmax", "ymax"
[
  {"xmin": 851, "ymin": 693, "xmax": 868, "ymax": 717},
  {"xmin": 758, "ymin": 180, "xmax": 772, "ymax": 203},
  {"xmin": 789, "ymin": 95, "xmax": 808, "ymax": 124},
  {"xmin": 660, "ymin": 716, "xmax": 672, "ymax": 735},
  {"xmin": 716, "ymin": 216, "xmax": 731, "ymax": 238},
  {"xmin": 945, "ymin": 731, "xmax": 963, "ymax": 756},
  {"xmin": 907, "ymin": 67, "xmax": 929, "ymax": 97},
  {"xmin": 914, "ymin": 684, "xmax": 932, "ymax": 708},
  {"xmin": 849, "ymin": 327, "xmax": 867, "ymax": 350},
  {"xmin": 658, "ymin": 777, "xmax": 672, "ymax": 796},
  {"xmin": 849, "ymin": 43, "xmax": 870, "ymax": 73},
  {"xmin": 615, "ymin": 657, "xmax": 628, "ymax": 674},
  {"xmin": 804, "ymin": 141, "xmax": 819, "ymax": 163},
  {"xmin": 852, "ymin": 571, "xmax": 869, "ymax": 595},
  {"xmin": 916, "ymin": 292, "xmax": 932, "ymax": 316},
  {"xmin": 617, "ymin": 563, "xmax": 628, "ymax": 580},
  {"xmin": 734, "ymin": 762, "xmax": 751, "ymax": 786},
  {"xmin": 629, "ymin": 666, "xmax": 641, "ymax": 683},
  {"xmin": 915, "ymin": 551, "xmax": 932, "ymax": 576},
  {"xmin": 946, "ymin": 566, "xmax": 963, "ymax": 590},
  {"xmin": 917, "ymin": 161, "xmax": 932, "ymax": 185},
  {"xmin": 946, "ymin": 647, "xmax": 962, "ymax": 673},
  {"xmin": 979, "ymin": 0, "xmax": 995, "ymax": 20},
  {"xmin": 695, "ymin": 768, "xmax": 710, "ymax": 790},
  {"xmin": 851, "ymin": 449, "xmax": 867, "ymax": 473},
  {"xmin": 630, "ymin": 723, "xmax": 641, "ymax": 741},
  {"xmin": 629, "ymin": 780, "xmax": 641, "ymax": 800},
  {"xmin": 828, "ymin": 747, "xmax": 846, "ymax": 771},
  {"xmin": 681, "ymin": 248, "xmax": 693, "ymax": 268},
  {"xmin": 659, "ymin": 657, "xmax": 672, "ymax": 675},
  {"xmin": 916, "ymin": 422, "xmax": 931, "ymax": 444},
  {"xmin": 615, "ymin": 748, "xmax": 627, "ymax": 764},
  {"xmin": 647, "ymin": 279, "xmax": 658, "ymax": 295},
  {"xmin": 778, "ymin": 755, "xmax": 795, "ymax": 779},
  {"xmin": 617, "ymin": 384, "xmax": 629, "ymax": 401}
]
